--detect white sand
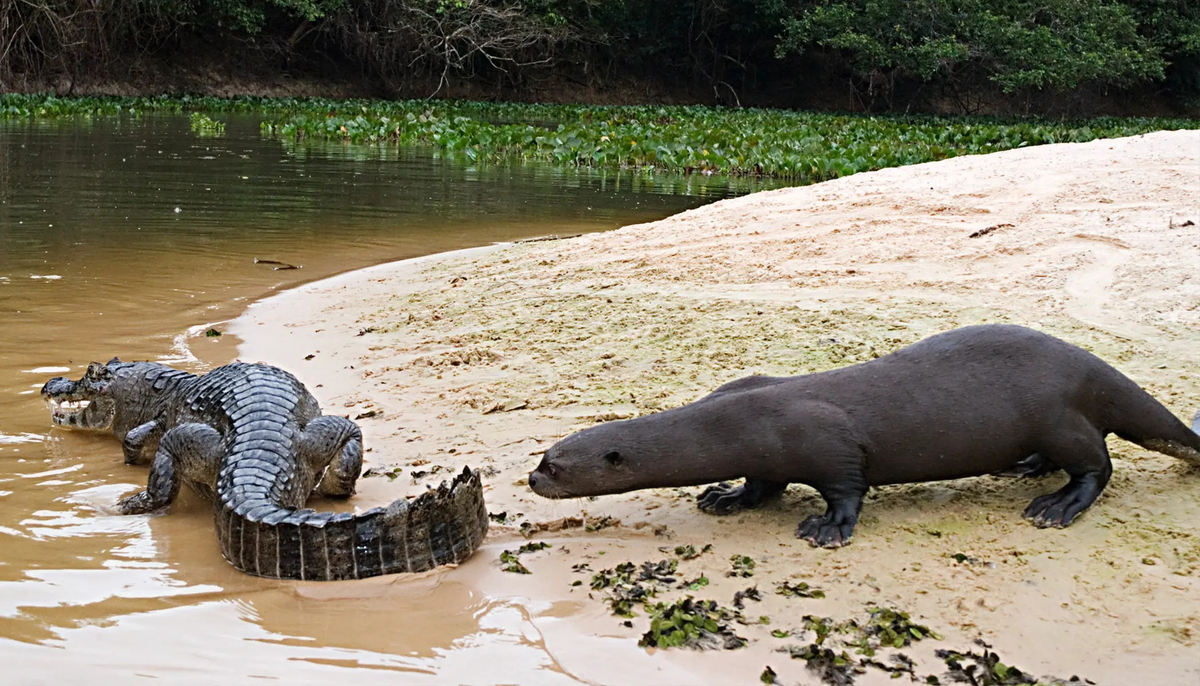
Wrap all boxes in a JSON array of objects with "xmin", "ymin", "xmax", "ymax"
[{"xmin": 233, "ymin": 130, "xmax": 1200, "ymax": 685}]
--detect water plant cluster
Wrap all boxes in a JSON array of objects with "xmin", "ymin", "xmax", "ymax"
[
  {"xmin": 257, "ymin": 100, "xmax": 1200, "ymax": 182},
  {"xmin": 188, "ymin": 112, "xmax": 225, "ymax": 136},
  {"xmin": 3, "ymin": 94, "xmax": 1197, "ymax": 183}
]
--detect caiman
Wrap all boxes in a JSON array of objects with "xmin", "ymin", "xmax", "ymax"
[{"xmin": 41, "ymin": 359, "xmax": 488, "ymax": 580}]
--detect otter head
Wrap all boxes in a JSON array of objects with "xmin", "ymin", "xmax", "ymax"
[
  {"xmin": 41, "ymin": 359, "xmax": 124, "ymax": 431},
  {"xmin": 529, "ymin": 420, "xmax": 651, "ymax": 499}
]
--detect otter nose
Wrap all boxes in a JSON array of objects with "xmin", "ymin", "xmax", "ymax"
[{"xmin": 528, "ymin": 472, "xmax": 539, "ymax": 489}]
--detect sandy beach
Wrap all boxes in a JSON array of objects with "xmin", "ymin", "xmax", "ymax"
[{"xmin": 232, "ymin": 130, "xmax": 1200, "ymax": 685}]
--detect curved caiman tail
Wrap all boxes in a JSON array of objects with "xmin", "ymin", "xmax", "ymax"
[{"xmin": 215, "ymin": 467, "xmax": 488, "ymax": 580}]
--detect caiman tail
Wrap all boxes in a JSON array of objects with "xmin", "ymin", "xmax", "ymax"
[{"xmin": 215, "ymin": 467, "xmax": 488, "ymax": 580}]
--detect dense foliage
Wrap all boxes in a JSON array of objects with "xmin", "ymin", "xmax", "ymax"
[
  {"xmin": 1, "ymin": 0, "xmax": 1198, "ymax": 112},
  {"xmin": 4, "ymin": 94, "xmax": 1195, "ymax": 182}
]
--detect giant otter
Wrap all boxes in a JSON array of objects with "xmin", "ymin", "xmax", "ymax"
[{"xmin": 528, "ymin": 325, "xmax": 1200, "ymax": 547}]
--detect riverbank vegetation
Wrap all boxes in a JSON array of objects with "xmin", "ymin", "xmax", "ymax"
[
  {"xmin": 1, "ymin": 1, "xmax": 1198, "ymax": 115},
  {"xmin": 3, "ymin": 93, "xmax": 1196, "ymax": 182}
]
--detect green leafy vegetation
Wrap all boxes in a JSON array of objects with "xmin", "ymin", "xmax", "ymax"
[
  {"xmin": 728, "ymin": 554, "xmax": 756, "ymax": 577},
  {"xmin": 638, "ymin": 597, "xmax": 747, "ymax": 650},
  {"xmin": 778, "ymin": 0, "xmax": 1175, "ymax": 96},
  {"xmin": 934, "ymin": 648, "xmax": 1071, "ymax": 686},
  {"xmin": 498, "ymin": 540, "xmax": 550, "ymax": 574},
  {"xmin": 2, "ymin": 1, "xmax": 1197, "ymax": 111},
  {"xmin": 1, "ymin": 94, "xmax": 1196, "ymax": 183},
  {"xmin": 775, "ymin": 580, "xmax": 826, "ymax": 599},
  {"xmin": 189, "ymin": 112, "xmax": 225, "ymax": 136},
  {"xmin": 781, "ymin": 643, "xmax": 863, "ymax": 684},
  {"xmin": 672, "ymin": 543, "xmax": 712, "ymax": 560}
]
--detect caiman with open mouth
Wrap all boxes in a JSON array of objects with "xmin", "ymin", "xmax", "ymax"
[{"xmin": 41, "ymin": 359, "xmax": 488, "ymax": 580}]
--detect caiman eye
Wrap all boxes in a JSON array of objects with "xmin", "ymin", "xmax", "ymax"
[{"xmin": 604, "ymin": 450, "xmax": 623, "ymax": 466}]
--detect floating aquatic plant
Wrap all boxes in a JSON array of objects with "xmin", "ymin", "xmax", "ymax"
[{"xmin": 3, "ymin": 94, "xmax": 1196, "ymax": 183}]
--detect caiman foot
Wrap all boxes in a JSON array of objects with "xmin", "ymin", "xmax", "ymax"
[{"xmin": 117, "ymin": 490, "xmax": 164, "ymax": 515}]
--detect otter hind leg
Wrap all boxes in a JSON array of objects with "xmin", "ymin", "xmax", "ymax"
[
  {"xmin": 995, "ymin": 453, "xmax": 1062, "ymax": 478},
  {"xmin": 697, "ymin": 478, "xmax": 787, "ymax": 515},
  {"xmin": 1022, "ymin": 416, "xmax": 1112, "ymax": 528}
]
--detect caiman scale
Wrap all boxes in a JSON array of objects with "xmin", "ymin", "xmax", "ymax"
[{"xmin": 41, "ymin": 359, "xmax": 488, "ymax": 580}]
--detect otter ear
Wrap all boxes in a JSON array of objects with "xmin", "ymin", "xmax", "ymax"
[{"xmin": 603, "ymin": 450, "xmax": 623, "ymax": 466}]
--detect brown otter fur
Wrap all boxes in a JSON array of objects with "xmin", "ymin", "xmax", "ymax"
[{"xmin": 528, "ymin": 325, "xmax": 1200, "ymax": 547}]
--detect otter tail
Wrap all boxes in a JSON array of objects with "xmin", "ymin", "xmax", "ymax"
[{"xmin": 1109, "ymin": 383, "xmax": 1200, "ymax": 467}]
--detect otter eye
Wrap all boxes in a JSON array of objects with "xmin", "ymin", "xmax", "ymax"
[
  {"xmin": 604, "ymin": 450, "xmax": 623, "ymax": 466},
  {"xmin": 547, "ymin": 463, "xmax": 559, "ymax": 478}
]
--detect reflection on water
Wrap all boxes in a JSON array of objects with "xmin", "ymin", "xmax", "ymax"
[{"xmin": 0, "ymin": 114, "xmax": 774, "ymax": 680}]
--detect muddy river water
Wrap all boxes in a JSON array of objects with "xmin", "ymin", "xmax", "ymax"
[{"xmin": 0, "ymin": 115, "xmax": 772, "ymax": 684}]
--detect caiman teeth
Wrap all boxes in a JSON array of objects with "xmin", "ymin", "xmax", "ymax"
[{"xmin": 48, "ymin": 399, "xmax": 90, "ymax": 410}]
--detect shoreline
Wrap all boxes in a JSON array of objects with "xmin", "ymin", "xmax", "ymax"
[{"xmin": 231, "ymin": 129, "xmax": 1200, "ymax": 685}]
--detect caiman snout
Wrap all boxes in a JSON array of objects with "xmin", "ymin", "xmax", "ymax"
[
  {"xmin": 41, "ymin": 370, "xmax": 114, "ymax": 431},
  {"xmin": 40, "ymin": 376, "xmax": 77, "ymax": 399}
]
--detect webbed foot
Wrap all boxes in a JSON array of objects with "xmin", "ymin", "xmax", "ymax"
[
  {"xmin": 796, "ymin": 512, "xmax": 856, "ymax": 548},
  {"xmin": 697, "ymin": 479, "xmax": 786, "ymax": 515},
  {"xmin": 1023, "ymin": 473, "xmax": 1106, "ymax": 528},
  {"xmin": 995, "ymin": 453, "xmax": 1061, "ymax": 479},
  {"xmin": 796, "ymin": 493, "xmax": 862, "ymax": 548},
  {"xmin": 698, "ymin": 482, "xmax": 745, "ymax": 514}
]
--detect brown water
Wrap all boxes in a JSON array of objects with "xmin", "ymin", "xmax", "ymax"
[{"xmin": 0, "ymin": 115, "xmax": 774, "ymax": 684}]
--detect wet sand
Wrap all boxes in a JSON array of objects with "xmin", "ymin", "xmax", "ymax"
[{"xmin": 233, "ymin": 130, "xmax": 1200, "ymax": 685}]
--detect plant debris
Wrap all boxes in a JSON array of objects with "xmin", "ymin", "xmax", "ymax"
[
  {"xmin": 781, "ymin": 643, "xmax": 864, "ymax": 685},
  {"xmin": 585, "ymin": 515, "xmax": 619, "ymax": 531},
  {"xmin": 484, "ymin": 398, "xmax": 528, "ymax": 413},
  {"xmin": 638, "ymin": 558, "xmax": 679, "ymax": 584},
  {"xmin": 253, "ymin": 258, "xmax": 300, "ymax": 270},
  {"xmin": 639, "ymin": 597, "xmax": 746, "ymax": 650},
  {"xmin": 860, "ymin": 607, "xmax": 941, "ymax": 652},
  {"xmin": 204, "ymin": 328, "xmax": 222, "ymax": 337},
  {"xmin": 859, "ymin": 653, "xmax": 918, "ymax": 680},
  {"xmin": 354, "ymin": 409, "xmax": 380, "ymax": 419},
  {"xmin": 499, "ymin": 541, "xmax": 551, "ymax": 574},
  {"xmin": 733, "ymin": 586, "xmax": 762, "ymax": 609},
  {"xmin": 761, "ymin": 666, "xmax": 778, "ymax": 684},
  {"xmin": 775, "ymin": 580, "xmax": 826, "ymax": 599},
  {"xmin": 968, "ymin": 223, "xmax": 1014, "ymax": 238},
  {"xmin": 499, "ymin": 550, "xmax": 530, "ymax": 574},
  {"xmin": 728, "ymin": 554, "xmax": 756, "ymax": 577},
  {"xmin": 666, "ymin": 543, "xmax": 713, "ymax": 560},
  {"xmin": 362, "ymin": 465, "xmax": 404, "ymax": 480},
  {"xmin": 934, "ymin": 648, "xmax": 1090, "ymax": 685},
  {"xmin": 591, "ymin": 562, "xmax": 651, "ymax": 617}
]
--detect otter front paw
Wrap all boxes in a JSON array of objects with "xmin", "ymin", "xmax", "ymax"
[
  {"xmin": 697, "ymin": 482, "xmax": 746, "ymax": 515},
  {"xmin": 796, "ymin": 512, "xmax": 856, "ymax": 548}
]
